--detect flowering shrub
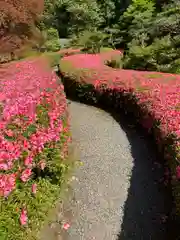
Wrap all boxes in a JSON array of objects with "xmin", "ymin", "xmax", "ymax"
[
  {"xmin": 0, "ymin": 58, "xmax": 71, "ymax": 239},
  {"xmin": 60, "ymin": 51, "xmax": 180, "ymax": 233},
  {"xmin": 62, "ymin": 50, "xmax": 122, "ymax": 69},
  {"xmin": 58, "ymin": 48, "xmax": 82, "ymax": 56}
]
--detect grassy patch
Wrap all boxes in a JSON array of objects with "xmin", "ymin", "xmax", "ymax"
[{"xmin": 100, "ymin": 47, "xmax": 114, "ymax": 53}]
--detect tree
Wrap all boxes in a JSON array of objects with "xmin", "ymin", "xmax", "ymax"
[
  {"xmin": 116, "ymin": 0, "xmax": 155, "ymax": 49},
  {"xmin": 71, "ymin": 30, "xmax": 108, "ymax": 53},
  {"xmin": 149, "ymin": 0, "xmax": 180, "ymax": 39},
  {"xmin": 42, "ymin": 28, "xmax": 61, "ymax": 52},
  {"xmin": 0, "ymin": 0, "xmax": 44, "ymax": 59},
  {"xmin": 155, "ymin": 0, "xmax": 170, "ymax": 10},
  {"xmin": 123, "ymin": 0, "xmax": 180, "ymax": 73},
  {"xmin": 41, "ymin": 0, "xmax": 102, "ymax": 38},
  {"xmin": 39, "ymin": 0, "xmax": 55, "ymax": 30},
  {"xmin": 96, "ymin": 0, "xmax": 116, "ymax": 27}
]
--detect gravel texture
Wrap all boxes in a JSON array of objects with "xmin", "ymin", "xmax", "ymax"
[
  {"xmin": 61, "ymin": 100, "xmax": 168, "ymax": 240},
  {"xmin": 41, "ymin": 100, "xmax": 169, "ymax": 240}
]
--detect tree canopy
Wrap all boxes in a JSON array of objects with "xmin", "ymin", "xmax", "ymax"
[{"xmin": 0, "ymin": 0, "xmax": 44, "ymax": 55}]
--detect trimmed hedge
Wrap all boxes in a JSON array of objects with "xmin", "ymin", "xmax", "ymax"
[
  {"xmin": 60, "ymin": 51, "xmax": 180, "ymax": 238},
  {"xmin": 0, "ymin": 59, "xmax": 71, "ymax": 240}
]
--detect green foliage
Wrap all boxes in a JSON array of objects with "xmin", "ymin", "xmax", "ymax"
[
  {"xmin": 40, "ymin": 0, "xmax": 133, "ymax": 48},
  {"xmin": 71, "ymin": 30, "xmax": 109, "ymax": 53},
  {"xmin": 96, "ymin": 0, "xmax": 116, "ymax": 26},
  {"xmin": 42, "ymin": 28, "xmax": 61, "ymax": 52},
  {"xmin": 65, "ymin": 0, "xmax": 102, "ymax": 35},
  {"xmin": 124, "ymin": 35, "xmax": 178, "ymax": 72},
  {"xmin": 42, "ymin": 0, "xmax": 102, "ymax": 38},
  {"xmin": 97, "ymin": 0, "xmax": 132, "ymax": 29},
  {"xmin": 149, "ymin": 1, "xmax": 180, "ymax": 40},
  {"xmin": 100, "ymin": 47, "xmax": 114, "ymax": 53},
  {"xmin": 39, "ymin": 0, "xmax": 56, "ymax": 30},
  {"xmin": 105, "ymin": 56, "xmax": 123, "ymax": 69},
  {"xmin": 116, "ymin": 0, "xmax": 155, "ymax": 48},
  {"xmin": 39, "ymin": 0, "xmax": 180, "ymax": 73},
  {"xmin": 123, "ymin": 0, "xmax": 180, "ymax": 73}
]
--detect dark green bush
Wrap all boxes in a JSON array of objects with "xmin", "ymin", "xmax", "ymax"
[
  {"xmin": 41, "ymin": 28, "xmax": 61, "ymax": 52},
  {"xmin": 124, "ymin": 35, "xmax": 180, "ymax": 73},
  {"xmin": 122, "ymin": 0, "xmax": 180, "ymax": 73},
  {"xmin": 71, "ymin": 30, "xmax": 109, "ymax": 53}
]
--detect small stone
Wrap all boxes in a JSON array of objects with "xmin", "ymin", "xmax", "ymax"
[
  {"xmin": 71, "ymin": 176, "xmax": 76, "ymax": 181},
  {"xmin": 50, "ymin": 223, "xmax": 56, "ymax": 229}
]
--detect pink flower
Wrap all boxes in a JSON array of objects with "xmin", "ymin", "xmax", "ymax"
[
  {"xmin": 176, "ymin": 166, "xmax": 180, "ymax": 179},
  {"xmin": 20, "ymin": 208, "xmax": 28, "ymax": 226},
  {"xmin": 5, "ymin": 129, "xmax": 13, "ymax": 137},
  {"xmin": 20, "ymin": 168, "xmax": 32, "ymax": 182},
  {"xmin": 32, "ymin": 183, "xmax": 37, "ymax": 194},
  {"xmin": 0, "ymin": 173, "xmax": 16, "ymax": 197},
  {"xmin": 23, "ymin": 140, "xmax": 29, "ymax": 149},
  {"xmin": 62, "ymin": 223, "xmax": 70, "ymax": 230},
  {"xmin": 0, "ymin": 121, "xmax": 5, "ymax": 129},
  {"xmin": 0, "ymin": 163, "xmax": 9, "ymax": 170},
  {"xmin": 24, "ymin": 155, "xmax": 33, "ymax": 167},
  {"xmin": 39, "ymin": 160, "xmax": 46, "ymax": 170},
  {"xmin": 61, "ymin": 51, "xmax": 180, "ymax": 171}
]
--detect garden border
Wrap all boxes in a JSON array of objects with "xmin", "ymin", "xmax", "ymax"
[{"xmin": 59, "ymin": 56, "xmax": 180, "ymax": 239}]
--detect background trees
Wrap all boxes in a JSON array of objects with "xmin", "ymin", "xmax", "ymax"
[
  {"xmin": 123, "ymin": 0, "xmax": 180, "ymax": 73},
  {"xmin": 0, "ymin": 0, "xmax": 179, "ymax": 73}
]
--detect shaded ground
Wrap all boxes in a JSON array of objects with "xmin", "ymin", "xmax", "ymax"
[{"xmin": 41, "ymin": 100, "xmax": 170, "ymax": 240}]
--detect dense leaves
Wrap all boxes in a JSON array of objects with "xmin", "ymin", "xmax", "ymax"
[
  {"xmin": 42, "ymin": 0, "xmax": 102, "ymax": 38},
  {"xmin": 42, "ymin": 28, "xmax": 61, "ymax": 52},
  {"xmin": 122, "ymin": 0, "xmax": 180, "ymax": 72},
  {"xmin": 71, "ymin": 30, "xmax": 109, "ymax": 53},
  {"xmin": 0, "ymin": 0, "xmax": 44, "ymax": 59}
]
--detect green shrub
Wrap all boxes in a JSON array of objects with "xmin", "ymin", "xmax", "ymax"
[
  {"xmin": 124, "ymin": 35, "xmax": 180, "ymax": 73},
  {"xmin": 105, "ymin": 55, "xmax": 123, "ymax": 69},
  {"xmin": 100, "ymin": 47, "xmax": 114, "ymax": 53},
  {"xmin": 42, "ymin": 28, "xmax": 61, "ymax": 52},
  {"xmin": 71, "ymin": 30, "xmax": 109, "ymax": 53},
  {"xmin": 122, "ymin": 1, "xmax": 180, "ymax": 73}
]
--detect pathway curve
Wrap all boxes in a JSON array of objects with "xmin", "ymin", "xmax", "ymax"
[{"xmin": 60, "ymin": 100, "xmax": 168, "ymax": 240}]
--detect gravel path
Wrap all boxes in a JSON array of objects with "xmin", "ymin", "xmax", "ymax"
[
  {"xmin": 41, "ymin": 100, "xmax": 169, "ymax": 240},
  {"xmin": 60, "ymin": 100, "xmax": 168, "ymax": 240}
]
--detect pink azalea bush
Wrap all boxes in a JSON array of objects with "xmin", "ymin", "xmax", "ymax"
[
  {"xmin": 60, "ymin": 51, "xmax": 180, "ymax": 224},
  {"xmin": 62, "ymin": 49, "xmax": 122, "ymax": 69},
  {"xmin": 0, "ymin": 58, "xmax": 71, "ymax": 239},
  {"xmin": 58, "ymin": 48, "xmax": 81, "ymax": 57}
]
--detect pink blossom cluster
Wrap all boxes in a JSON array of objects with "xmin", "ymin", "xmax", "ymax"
[
  {"xmin": 0, "ymin": 59, "xmax": 69, "ymax": 224},
  {"xmin": 62, "ymin": 50, "xmax": 122, "ymax": 69},
  {"xmin": 61, "ymin": 51, "xmax": 180, "ymax": 175},
  {"xmin": 58, "ymin": 48, "xmax": 81, "ymax": 57},
  {"xmin": 0, "ymin": 173, "xmax": 16, "ymax": 197}
]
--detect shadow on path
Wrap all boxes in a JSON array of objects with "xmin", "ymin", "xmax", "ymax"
[
  {"xmin": 66, "ymin": 96, "xmax": 172, "ymax": 240},
  {"xmin": 110, "ymin": 111, "xmax": 172, "ymax": 240}
]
